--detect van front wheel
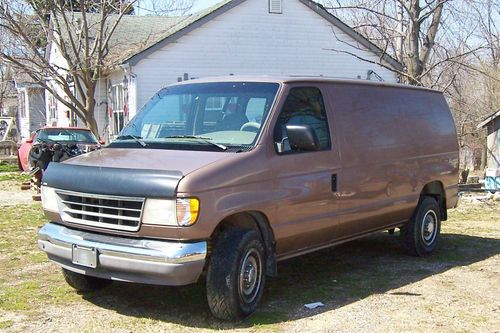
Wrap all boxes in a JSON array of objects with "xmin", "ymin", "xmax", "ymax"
[
  {"xmin": 206, "ymin": 228, "xmax": 266, "ymax": 320},
  {"xmin": 401, "ymin": 197, "xmax": 441, "ymax": 256}
]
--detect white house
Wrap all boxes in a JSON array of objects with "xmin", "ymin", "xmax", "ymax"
[
  {"xmin": 16, "ymin": 76, "xmax": 46, "ymax": 140},
  {"xmin": 0, "ymin": 66, "xmax": 45, "ymax": 141},
  {"xmin": 47, "ymin": 0, "xmax": 402, "ymax": 141}
]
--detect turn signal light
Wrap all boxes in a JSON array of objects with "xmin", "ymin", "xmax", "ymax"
[{"xmin": 176, "ymin": 198, "xmax": 200, "ymax": 226}]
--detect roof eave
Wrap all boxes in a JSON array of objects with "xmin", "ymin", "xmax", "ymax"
[{"xmin": 477, "ymin": 110, "xmax": 500, "ymax": 128}]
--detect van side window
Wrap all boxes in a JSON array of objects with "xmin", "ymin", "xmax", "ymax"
[{"xmin": 274, "ymin": 87, "xmax": 331, "ymax": 153}]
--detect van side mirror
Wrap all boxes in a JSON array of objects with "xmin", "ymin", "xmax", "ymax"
[
  {"xmin": 98, "ymin": 139, "xmax": 106, "ymax": 145},
  {"xmin": 26, "ymin": 138, "xmax": 33, "ymax": 144},
  {"xmin": 286, "ymin": 124, "xmax": 320, "ymax": 151}
]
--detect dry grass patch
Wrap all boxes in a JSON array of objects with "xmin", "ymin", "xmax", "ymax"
[{"xmin": 0, "ymin": 185, "xmax": 498, "ymax": 332}]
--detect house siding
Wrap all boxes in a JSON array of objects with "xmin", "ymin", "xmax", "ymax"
[
  {"xmin": 486, "ymin": 119, "xmax": 500, "ymax": 169},
  {"xmin": 17, "ymin": 89, "xmax": 30, "ymax": 139},
  {"xmin": 28, "ymin": 88, "xmax": 46, "ymax": 131},
  {"xmin": 17, "ymin": 87, "xmax": 46, "ymax": 139},
  {"xmin": 132, "ymin": 0, "xmax": 398, "ymax": 110},
  {"xmin": 46, "ymin": 43, "xmax": 69, "ymax": 127}
]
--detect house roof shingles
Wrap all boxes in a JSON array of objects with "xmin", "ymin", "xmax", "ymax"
[{"xmin": 58, "ymin": 12, "xmax": 184, "ymax": 66}]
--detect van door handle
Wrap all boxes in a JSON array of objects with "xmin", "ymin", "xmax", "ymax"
[{"xmin": 331, "ymin": 174, "xmax": 338, "ymax": 192}]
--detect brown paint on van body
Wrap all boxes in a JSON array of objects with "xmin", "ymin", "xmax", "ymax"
[{"xmin": 44, "ymin": 77, "xmax": 459, "ymax": 262}]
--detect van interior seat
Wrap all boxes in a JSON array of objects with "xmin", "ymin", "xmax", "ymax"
[{"xmin": 217, "ymin": 103, "xmax": 249, "ymax": 130}]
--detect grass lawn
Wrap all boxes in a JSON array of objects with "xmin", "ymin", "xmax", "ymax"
[
  {"xmin": 0, "ymin": 164, "xmax": 19, "ymax": 173},
  {"xmin": 0, "ymin": 176, "xmax": 498, "ymax": 332},
  {"xmin": 0, "ymin": 173, "xmax": 30, "ymax": 183}
]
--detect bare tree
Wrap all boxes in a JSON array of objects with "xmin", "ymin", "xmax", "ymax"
[
  {"xmin": 0, "ymin": 27, "xmax": 13, "ymax": 116},
  {"xmin": 0, "ymin": 62, "xmax": 11, "ymax": 116},
  {"xmin": 135, "ymin": 0, "xmax": 193, "ymax": 15},
  {"xmin": 447, "ymin": 0, "xmax": 500, "ymax": 169},
  {"xmin": 326, "ymin": 0, "xmax": 499, "ymax": 170},
  {"xmin": 324, "ymin": 0, "xmax": 490, "ymax": 86},
  {"xmin": 0, "ymin": 0, "xmax": 192, "ymax": 136}
]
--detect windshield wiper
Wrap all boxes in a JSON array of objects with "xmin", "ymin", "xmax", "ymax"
[
  {"xmin": 163, "ymin": 135, "xmax": 227, "ymax": 151},
  {"xmin": 115, "ymin": 135, "xmax": 147, "ymax": 147}
]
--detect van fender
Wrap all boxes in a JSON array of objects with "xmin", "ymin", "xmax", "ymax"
[{"xmin": 210, "ymin": 211, "xmax": 277, "ymax": 277}]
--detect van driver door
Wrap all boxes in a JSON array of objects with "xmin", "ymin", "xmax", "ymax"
[{"xmin": 269, "ymin": 84, "xmax": 341, "ymax": 257}]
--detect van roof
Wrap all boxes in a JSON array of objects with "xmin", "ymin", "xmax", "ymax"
[{"xmin": 169, "ymin": 76, "xmax": 442, "ymax": 94}]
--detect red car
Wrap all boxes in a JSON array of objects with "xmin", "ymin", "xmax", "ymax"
[{"xmin": 18, "ymin": 127, "xmax": 103, "ymax": 171}]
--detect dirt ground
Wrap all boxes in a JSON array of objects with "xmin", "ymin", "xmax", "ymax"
[
  {"xmin": 0, "ymin": 176, "xmax": 499, "ymax": 333},
  {"xmin": 0, "ymin": 179, "xmax": 34, "ymax": 206}
]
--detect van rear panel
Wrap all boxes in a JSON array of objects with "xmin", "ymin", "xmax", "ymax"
[{"xmin": 326, "ymin": 82, "xmax": 458, "ymax": 235}]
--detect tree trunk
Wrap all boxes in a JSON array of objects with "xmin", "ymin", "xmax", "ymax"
[
  {"xmin": 404, "ymin": 0, "xmax": 423, "ymax": 85},
  {"xmin": 481, "ymin": 137, "xmax": 488, "ymax": 170},
  {"xmin": 84, "ymin": 84, "xmax": 99, "ymax": 137},
  {"xmin": 86, "ymin": 115, "xmax": 99, "ymax": 138}
]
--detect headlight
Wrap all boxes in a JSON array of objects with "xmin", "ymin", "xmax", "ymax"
[
  {"xmin": 142, "ymin": 198, "xmax": 200, "ymax": 227},
  {"xmin": 41, "ymin": 186, "xmax": 58, "ymax": 213},
  {"xmin": 142, "ymin": 199, "xmax": 177, "ymax": 226}
]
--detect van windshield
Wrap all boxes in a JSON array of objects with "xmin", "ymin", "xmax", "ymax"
[{"xmin": 110, "ymin": 82, "xmax": 280, "ymax": 151}]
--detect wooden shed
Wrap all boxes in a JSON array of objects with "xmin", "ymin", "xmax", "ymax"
[{"xmin": 478, "ymin": 110, "xmax": 500, "ymax": 169}]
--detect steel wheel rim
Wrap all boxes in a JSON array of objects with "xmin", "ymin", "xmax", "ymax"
[
  {"xmin": 238, "ymin": 248, "xmax": 262, "ymax": 304},
  {"xmin": 421, "ymin": 210, "xmax": 438, "ymax": 246}
]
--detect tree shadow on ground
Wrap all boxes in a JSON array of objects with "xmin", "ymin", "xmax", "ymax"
[{"xmin": 81, "ymin": 231, "xmax": 500, "ymax": 329}]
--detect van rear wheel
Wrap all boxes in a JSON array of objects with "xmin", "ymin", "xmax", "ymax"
[
  {"xmin": 62, "ymin": 268, "xmax": 111, "ymax": 292},
  {"xmin": 206, "ymin": 228, "xmax": 266, "ymax": 320},
  {"xmin": 401, "ymin": 197, "xmax": 441, "ymax": 256}
]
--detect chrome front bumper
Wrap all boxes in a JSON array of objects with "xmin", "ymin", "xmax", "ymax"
[{"xmin": 38, "ymin": 223, "xmax": 207, "ymax": 286}]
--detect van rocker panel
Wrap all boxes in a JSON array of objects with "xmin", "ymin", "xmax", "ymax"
[{"xmin": 42, "ymin": 163, "xmax": 183, "ymax": 198}]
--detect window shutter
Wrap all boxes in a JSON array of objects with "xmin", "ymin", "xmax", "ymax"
[{"xmin": 269, "ymin": 0, "xmax": 282, "ymax": 14}]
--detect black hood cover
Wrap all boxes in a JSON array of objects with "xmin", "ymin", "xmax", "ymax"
[{"xmin": 42, "ymin": 163, "xmax": 183, "ymax": 198}]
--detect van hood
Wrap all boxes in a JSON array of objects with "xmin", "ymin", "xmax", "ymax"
[
  {"xmin": 42, "ymin": 148, "xmax": 232, "ymax": 198},
  {"xmin": 64, "ymin": 148, "xmax": 232, "ymax": 174}
]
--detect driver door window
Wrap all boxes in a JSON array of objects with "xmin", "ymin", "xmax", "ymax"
[{"xmin": 274, "ymin": 87, "xmax": 331, "ymax": 153}]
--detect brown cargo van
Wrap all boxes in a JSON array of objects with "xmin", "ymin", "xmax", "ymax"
[{"xmin": 38, "ymin": 77, "xmax": 459, "ymax": 320}]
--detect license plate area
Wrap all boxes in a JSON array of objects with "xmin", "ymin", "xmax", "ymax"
[{"xmin": 72, "ymin": 245, "xmax": 97, "ymax": 268}]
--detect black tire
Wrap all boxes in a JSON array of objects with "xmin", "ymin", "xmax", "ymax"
[
  {"xmin": 401, "ymin": 196, "xmax": 441, "ymax": 256},
  {"xmin": 29, "ymin": 144, "xmax": 43, "ymax": 160},
  {"xmin": 206, "ymin": 228, "xmax": 266, "ymax": 320},
  {"xmin": 62, "ymin": 268, "xmax": 111, "ymax": 292}
]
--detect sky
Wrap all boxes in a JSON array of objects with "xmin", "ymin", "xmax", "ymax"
[
  {"xmin": 190, "ymin": 0, "xmax": 221, "ymax": 12},
  {"xmin": 134, "ymin": 0, "xmax": 223, "ymax": 15},
  {"xmin": 136, "ymin": 0, "xmax": 330, "ymax": 15}
]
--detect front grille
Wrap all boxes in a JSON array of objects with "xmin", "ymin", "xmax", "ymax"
[{"xmin": 56, "ymin": 190, "xmax": 144, "ymax": 232}]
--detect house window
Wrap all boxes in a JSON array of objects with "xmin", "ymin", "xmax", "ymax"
[
  {"xmin": 110, "ymin": 84, "xmax": 126, "ymax": 135},
  {"xmin": 205, "ymin": 97, "xmax": 224, "ymax": 110},
  {"xmin": 269, "ymin": 0, "xmax": 282, "ymax": 14},
  {"xmin": 48, "ymin": 94, "xmax": 57, "ymax": 120}
]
